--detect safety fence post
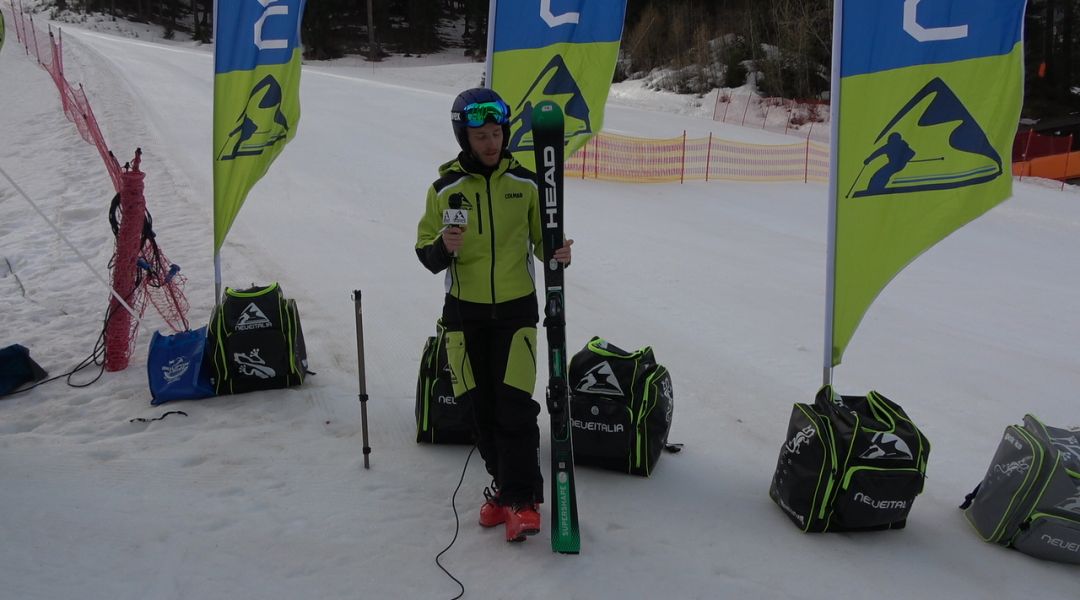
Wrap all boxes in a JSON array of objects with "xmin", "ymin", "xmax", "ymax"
[
  {"xmin": 705, "ymin": 132, "xmax": 713, "ymax": 182},
  {"xmin": 680, "ymin": 131, "xmax": 687, "ymax": 184},
  {"xmin": 579, "ymin": 136, "xmax": 587, "ymax": 180},
  {"xmin": 1019, "ymin": 128, "xmax": 1034, "ymax": 181},
  {"xmin": 105, "ymin": 156, "xmax": 147, "ymax": 372},
  {"xmin": 593, "ymin": 135, "xmax": 599, "ymax": 180}
]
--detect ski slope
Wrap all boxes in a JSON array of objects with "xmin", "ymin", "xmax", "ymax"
[{"xmin": 2, "ymin": 18, "xmax": 1079, "ymax": 600}]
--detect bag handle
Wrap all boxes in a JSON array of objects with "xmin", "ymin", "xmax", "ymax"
[{"xmin": 585, "ymin": 337, "xmax": 652, "ymax": 360}]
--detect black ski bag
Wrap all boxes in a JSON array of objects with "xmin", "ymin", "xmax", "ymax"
[
  {"xmin": 960, "ymin": 414, "xmax": 1080, "ymax": 564},
  {"xmin": 769, "ymin": 385, "xmax": 930, "ymax": 532},
  {"xmin": 208, "ymin": 283, "xmax": 307, "ymax": 395},
  {"xmin": 568, "ymin": 337, "xmax": 675, "ymax": 476},
  {"xmin": 414, "ymin": 320, "xmax": 474, "ymax": 444}
]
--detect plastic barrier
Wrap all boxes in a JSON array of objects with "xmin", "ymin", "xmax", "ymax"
[{"xmin": 566, "ymin": 131, "xmax": 829, "ymax": 184}]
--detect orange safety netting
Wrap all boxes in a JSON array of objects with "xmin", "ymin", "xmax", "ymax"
[{"xmin": 566, "ymin": 131, "xmax": 830, "ymax": 184}]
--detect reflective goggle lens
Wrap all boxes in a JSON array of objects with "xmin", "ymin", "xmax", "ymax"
[{"xmin": 462, "ymin": 101, "xmax": 510, "ymax": 127}]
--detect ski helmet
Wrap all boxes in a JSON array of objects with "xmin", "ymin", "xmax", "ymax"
[{"xmin": 451, "ymin": 88, "xmax": 512, "ymax": 153}]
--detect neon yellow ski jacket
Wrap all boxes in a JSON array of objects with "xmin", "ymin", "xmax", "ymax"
[{"xmin": 416, "ymin": 153, "xmax": 544, "ymax": 306}]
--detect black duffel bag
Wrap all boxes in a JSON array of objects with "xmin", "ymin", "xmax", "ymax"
[
  {"xmin": 568, "ymin": 337, "xmax": 677, "ymax": 476},
  {"xmin": 769, "ymin": 385, "xmax": 931, "ymax": 532},
  {"xmin": 414, "ymin": 320, "xmax": 474, "ymax": 444},
  {"xmin": 208, "ymin": 282, "xmax": 308, "ymax": 395}
]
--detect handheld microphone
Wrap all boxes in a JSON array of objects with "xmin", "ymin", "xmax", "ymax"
[
  {"xmin": 442, "ymin": 207, "xmax": 469, "ymax": 228},
  {"xmin": 443, "ymin": 193, "xmax": 469, "ymax": 257}
]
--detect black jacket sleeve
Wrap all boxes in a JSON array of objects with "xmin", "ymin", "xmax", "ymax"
[{"xmin": 416, "ymin": 236, "xmax": 452, "ymax": 274}]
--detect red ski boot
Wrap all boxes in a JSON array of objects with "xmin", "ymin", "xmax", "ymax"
[
  {"xmin": 479, "ymin": 485, "xmax": 505, "ymax": 528},
  {"xmin": 504, "ymin": 503, "xmax": 541, "ymax": 542}
]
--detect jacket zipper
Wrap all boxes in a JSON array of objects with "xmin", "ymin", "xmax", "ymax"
[
  {"xmin": 484, "ymin": 182, "xmax": 497, "ymax": 318},
  {"xmin": 475, "ymin": 192, "xmax": 483, "ymax": 234}
]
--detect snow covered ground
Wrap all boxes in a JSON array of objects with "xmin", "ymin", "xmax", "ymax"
[{"xmin": 2, "ymin": 11, "xmax": 1079, "ymax": 600}]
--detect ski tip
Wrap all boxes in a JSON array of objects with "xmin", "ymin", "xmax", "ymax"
[{"xmin": 532, "ymin": 100, "xmax": 563, "ymax": 122}]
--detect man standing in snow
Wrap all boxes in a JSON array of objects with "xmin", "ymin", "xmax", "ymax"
[{"xmin": 415, "ymin": 87, "xmax": 572, "ymax": 543}]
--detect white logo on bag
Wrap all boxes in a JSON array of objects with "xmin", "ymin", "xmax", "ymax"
[
  {"xmin": 1050, "ymin": 434, "xmax": 1080, "ymax": 464},
  {"xmin": 1056, "ymin": 493, "xmax": 1080, "ymax": 515},
  {"xmin": 235, "ymin": 303, "xmax": 273, "ymax": 331},
  {"xmin": 575, "ymin": 361, "xmax": 624, "ymax": 396},
  {"xmin": 993, "ymin": 457, "xmax": 1032, "ymax": 479},
  {"xmin": 859, "ymin": 433, "xmax": 914, "ymax": 460},
  {"xmin": 162, "ymin": 357, "xmax": 191, "ymax": 384},
  {"xmin": 572, "ymin": 418, "xmax": 624, "ymax": 434},
  {"xmin": 1004, "ymin": 432, "xmax": 1024, "ymax": 450},
  {"xmin": 661, "ymin": 378, "xmax": 673, "ymax": 404},
  {"xmin": 1041, "ymin": 534, "xmax": 1080, "ymax": 553},
  {"xmin": 233, "ymin": 348, "xmax": 276, "ymax": 379},
  {"xmin": 775, "ymin": 497, "xmax": 806, "ymax": 526},
  {"xmin": 785, "ymin": 425, "xmax": 816, "ymax": 455},
  {"xmin": 663, "ymin": 379, "xmax": 674, "ymax": 425},
  {"xmin": 853, "ymin": 492, "xmax": 908, "ymax": 511}
]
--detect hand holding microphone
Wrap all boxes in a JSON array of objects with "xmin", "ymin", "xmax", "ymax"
[{"xmin": 442, "ymin": 193, "xmax": 469, "ymax": 257}]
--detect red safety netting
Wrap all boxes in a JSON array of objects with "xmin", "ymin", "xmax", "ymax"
[
  {"xmin": 15, "ymin": 8, "xmax": 122, "ymax": 190},
  {"xmin": 105, "ymin": 151, "xmax": 191, "ymax": 372},
  {"xmin": 11, "ymin": 6, "xmax": 190, "ymax": 372}
]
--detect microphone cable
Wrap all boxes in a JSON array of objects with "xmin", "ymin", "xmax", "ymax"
[
  {"xmin": 435, "ymin": 443, "xmax": 476, "ymax": 600},
  {"xmin": 434, "ymin": 213, "xmax": 480, "ymax": 600}
]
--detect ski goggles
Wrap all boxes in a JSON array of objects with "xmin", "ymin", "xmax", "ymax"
[{"xmin": 458, "ymin": 100, "xmax": 511, "ymax": 127}]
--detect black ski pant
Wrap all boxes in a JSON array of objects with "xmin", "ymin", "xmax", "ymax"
[{"xmin": 446, "ymin": 317, "xmax": 543, "ymax": 506}]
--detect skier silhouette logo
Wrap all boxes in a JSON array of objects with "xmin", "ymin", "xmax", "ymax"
[
  {"xmin": 217, "ymin": 75, "xmax": 291, "ymax": 161},
  {"xmin": 848, "ymin": 77, "xmax": 1002, "ymax": 198},
  {"xmin": 233, "ymin": 348, "xmax": 276, "ymax": 379},
  {"xmin": 864, "ymin": 133, "xmax": 917, "ymax": 195},
  {"xmin": 507, "ymin": 54, "xmax": 592, "ymax": 153}
]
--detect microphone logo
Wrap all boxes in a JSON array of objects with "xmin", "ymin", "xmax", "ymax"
[
  {"xmin": 443, "ymin": 208, "xmax": 469, "ymax": 227},
  {"xmin": 444, "ymin": 192, "xmax": 470, "ymax": 227}
]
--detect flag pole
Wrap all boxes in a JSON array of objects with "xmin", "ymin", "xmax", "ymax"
[
  {"xmin": 822, "ymin": 0, "xmax": 844, "ymax": 387},
  {"xmin": 212, "ymin": 0, "xmax": 221, "ymax": 308},
  {"xmin": 483, "ymin": 0, "xmax": 496, "ymax": 87},
  {"xmin": 214, "ymin": 250, "xmax": 222, "ymax": 306}
]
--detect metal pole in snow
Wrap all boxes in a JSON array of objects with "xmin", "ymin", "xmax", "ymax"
[{"xmin": 353, "ymin": 290, "xmax": 372, "ymax": 469}]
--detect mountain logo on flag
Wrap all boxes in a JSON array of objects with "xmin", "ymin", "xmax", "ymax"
[
  {"xmin": 848, "ymin": 77, "xmax": 1002, "ymax": 198},
  {"xmin": 507, "ymin": 54, "xmax": 592, "ymax": 153},
  {"xmin": 217, "ymin": 75, "xmax": 291, "ymax": 161}
]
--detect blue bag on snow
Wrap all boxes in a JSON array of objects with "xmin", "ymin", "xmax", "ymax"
[
  {"xmin": 147, "ymin": 326, "xmax": 215, "ymax": 405},
  {"xmin": 0, "ymin": 344, "xmax": 48, "ymax": 396}
]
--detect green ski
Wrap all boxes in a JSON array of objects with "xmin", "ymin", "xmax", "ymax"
[{"xmin": 532, "ymin": 100, "xmax": 580, "ymax": 554}]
